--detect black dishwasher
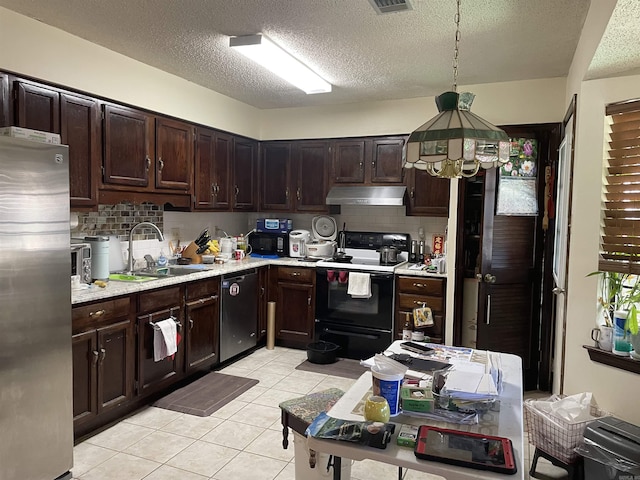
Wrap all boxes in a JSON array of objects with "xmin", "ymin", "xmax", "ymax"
[{"xmin": 219, "ymin": 268, "xmax": 258, "ymax": 362}]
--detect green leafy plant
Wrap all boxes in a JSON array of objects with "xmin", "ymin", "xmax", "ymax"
[{"xmin": 587, "ymin": 271, "xmax": 640, "ymax": 335}]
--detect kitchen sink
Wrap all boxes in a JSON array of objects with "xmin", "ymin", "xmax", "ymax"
[
  {"xmin": 109, "ymin": 273, "xmax": 159, "ymax": 282},
  {"xmin": 109, "ymin": 266, "xmax": 202, "ymax": 282}
]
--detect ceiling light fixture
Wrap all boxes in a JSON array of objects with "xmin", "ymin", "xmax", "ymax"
[
  {"xmin": 404, "ymin": 0, "xmax": 509, "ymax": 179},
  {"xmin": 229, "ymin": 34, "xmax": 332, "ymax": 95}
]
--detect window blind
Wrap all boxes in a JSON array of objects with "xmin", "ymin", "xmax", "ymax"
[{"xmin": 600, "ymin": 99, "xmax": 640, "ymax": 274}]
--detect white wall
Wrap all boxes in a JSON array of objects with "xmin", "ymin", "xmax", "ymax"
[{"xmin": 564, "ymin": 74, "xmax": 640, "ymax": 426}]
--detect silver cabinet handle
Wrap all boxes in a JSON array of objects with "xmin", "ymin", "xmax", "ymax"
[
  {"xmin": 89, "ymin": 309, "xmax": 105, "ymax": 318},
  {"xmin": 486, "ymin": 294, "xmax": 491, "ymax": 325},
  {"xmin": 145, "ymin": 156, "xmax": 151, "ymax": 171},
  {"xmin": 484, "ymin": 273, "xmax": 496, "ymax": 283},
  {"xmin": 92, "ymin": 350, "xmax": 99, "ymax": 366},
  {"xmin": 158, "ymin": 158, "xmax": 164, "ymax": 171},
  {"xmin": 99, "ymin": 347, "xmax": 106, "ymax": 364},
  {"xmin": 552, "ymin": 287, "xmax": 566, "ymax": 295},
  {"xmin": 189, "ymin": 318, "xmax": 194, "ymax": 330}
]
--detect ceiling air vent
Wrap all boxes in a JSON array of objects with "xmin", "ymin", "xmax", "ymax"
[{"xmin": 368, "ymin": 0, "xmax": 413, "ymax": 14}]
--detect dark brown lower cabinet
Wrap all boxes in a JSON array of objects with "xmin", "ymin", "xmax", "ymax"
[
  {"xmin": 72, "ymin": 298, "xmax": 133, "ymax": 428},
  {"xmin": 395, "ymin": 276, "xmax": 446, "ymax": 344},
  {"xmin": 271, "ymin": 266, "xmax": 315, "ymax": 348},
  {"xmin": 136, "ymin": 286, "xmax": 184, "ymax": 396},
  {"xmin": 185, "ymin": 278, "xmax": 220, "ymax": 372}
]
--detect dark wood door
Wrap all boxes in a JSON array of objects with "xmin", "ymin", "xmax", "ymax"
[
  {"xmin": 371, "ymin": 137, "xmax": 405, "ymax": 183},
  {"xmin": 406, "ymin": 168, "xmax": 450, "ymax": 217},
  {"xmin": 233, "ymin": 137, "xmax": 258, "ymax": 211},
  {"xmin": 194, "ymin": 127, "xmax": 216, "ymax": 209},
  {"xmin": 103, "ymin": 104, "xmax": 154, "ymax": 188},
  {"xmin": 60, "ymin": 92, "xmax": 101, "ymax": 208},
  {"xmin": 0, "ymin": 73, "xmax": 9, "ymax": 127},
  {"xmin": 275, "ymin": 282, "xmax": 314, "ymax": 344},
  {"xmin": 72, "ymin": 330, "xmax": 98, "ymax": 424},
  {"xmin": 474, "ymin": 125, "xmax": 560, "ymax": 390},
  {"xmin": 155, "ymin": 117, "xmax": 194, "ymax": 192},
  {"xmin": 14, "ymin": 80, "xmax": 60, "ymax": 133},
  {"xmin": 261, "ymin": 142, "xmax": 292, "ymax": 211},
  {"xmin": 332, "ymin": 139, "xmax": 366, "ymax": 183},
  {"xmin": 185, "ymin": 293, "xmax": 219, "ymax": 371},
  {"xmin": 97, "ymin": 320, "xmax": 133, "ymax": 412},
  {"xmin": 295, "ymin": 141, "xmax": 329, "ymax": 212}
]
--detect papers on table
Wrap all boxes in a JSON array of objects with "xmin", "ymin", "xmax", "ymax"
[{"xmin": 440, "ymin": 352, "xmax": 503, "ymax": 401}]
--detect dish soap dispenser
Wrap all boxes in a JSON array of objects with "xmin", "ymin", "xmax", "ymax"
[{"xmin": 157, "ymin": 250, "xmax": 168, "ymax": 267}]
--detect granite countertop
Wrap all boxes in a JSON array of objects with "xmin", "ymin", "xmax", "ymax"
[{"xmin": 72, "ymin": 257, "xmax": 446, "ymax": 305}]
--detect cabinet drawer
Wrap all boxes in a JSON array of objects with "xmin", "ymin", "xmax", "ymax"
[
  {"xmin": 397, "ymin": 293, "xmax": 443, "ymax": 312},
  {"xmin": 72, "ymin": 297, "xmax": 131, "ymax": 331},
  {"xmin": 138, "ymin": 286, "xmax": 182, "ymax": 313},
  {"xmin": 186, "ymin": 278, "xmax": 220, "ymax": 301},
  {"xmin": 277, "ymin": 266, "xmax": 314, "ymax": 283},
  {"xmin": 397, "ymin": 276, "xmax": 444, "ymax": 296}
]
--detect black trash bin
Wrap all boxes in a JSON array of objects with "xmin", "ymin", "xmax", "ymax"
[{"xmin": 580, "ymin": 416, "xmax": 640, "ymax": 480}]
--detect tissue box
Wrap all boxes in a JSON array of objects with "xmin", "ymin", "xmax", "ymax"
[
  {"xmin": 396, "ymin": 424, "xmax": 419, "ymax": 448},
  {"xmin": 401, "ymin": 386, "xmax": 434, "ymax": 413},
  {"xmin": 0, "ymin": 127, "xmax": 61, "ymax": 144}
]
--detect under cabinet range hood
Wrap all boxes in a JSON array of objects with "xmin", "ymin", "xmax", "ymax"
[{"xmin": 325, "ymin": 185, "xmax": 406, "ymax": 206}]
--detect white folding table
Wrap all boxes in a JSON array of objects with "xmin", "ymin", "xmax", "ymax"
[{"xmin": 306, "ymin": 342, "xmax": 525, "ymax": 480}]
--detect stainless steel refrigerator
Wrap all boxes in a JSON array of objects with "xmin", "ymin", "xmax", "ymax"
[{"xmin": 0, "ymin": 136, "xmax": 73, "ymax": 480}]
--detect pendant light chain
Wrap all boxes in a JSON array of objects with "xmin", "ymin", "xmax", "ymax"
[{"xmin": 452, "ymin": 0, "xmax": 461, "ymax": 92}]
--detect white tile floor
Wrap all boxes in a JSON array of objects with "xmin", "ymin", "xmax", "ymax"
[{"xmin": 72, "ymin": 346, "xmax": 570, "ymax": 480}]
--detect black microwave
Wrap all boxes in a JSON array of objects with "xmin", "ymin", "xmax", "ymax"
[{"xmin": 248, "ymin": 231, "xmax": 289, "ymax": 257}]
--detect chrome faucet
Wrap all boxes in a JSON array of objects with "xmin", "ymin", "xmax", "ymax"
[{"xmin": 127, "ymin": 222, "xmax": 164, "ymax": 274}]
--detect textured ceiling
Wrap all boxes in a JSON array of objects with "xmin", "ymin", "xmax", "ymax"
[{"xmin": 1, "ymin": 0, "xmax": 627, "ymax": 110}]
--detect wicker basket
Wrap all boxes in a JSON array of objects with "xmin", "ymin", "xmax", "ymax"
[{"xmin": 524, "ymin": 396, "xmax": 607, "ymax": 464}]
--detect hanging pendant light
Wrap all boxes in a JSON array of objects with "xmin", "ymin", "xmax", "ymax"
[{"xmin": 404, "ymin": 0, "xmax": 510, "ymax": 179}]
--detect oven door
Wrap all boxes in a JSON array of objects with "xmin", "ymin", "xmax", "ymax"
[
  {"xmin": 315, "ymin": 322, "xmax": 392, "ymax": 361},
  {"xmin": 315, "ymin": 267, "xmax": 394, "ymax": 330}
]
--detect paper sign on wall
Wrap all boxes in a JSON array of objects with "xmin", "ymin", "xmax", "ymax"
[{"xmin": 432, "ymin": 235, "xmax": 444, "ymax": 255}]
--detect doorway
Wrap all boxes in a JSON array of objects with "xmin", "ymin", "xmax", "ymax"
[{"xmin": 453, "ymin": 123, "xmax": 561, "ymax": 391}]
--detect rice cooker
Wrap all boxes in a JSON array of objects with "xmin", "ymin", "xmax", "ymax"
[
  {"xmin": 307, "ymin": 216, "xmax": 337, "ymax": 258},
  {"xmin": 289, "ymin": 229, "xmax": 311, "ymax": 257}
]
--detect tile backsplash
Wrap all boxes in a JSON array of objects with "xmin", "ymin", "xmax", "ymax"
[{"xmin": 73, "ymin": 203, "xmax": 164, "ymax": 241}]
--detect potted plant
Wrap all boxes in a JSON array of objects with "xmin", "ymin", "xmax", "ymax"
[{"xmin": 588, "ymin": 271, "xmax": 640, "ymax": 355}]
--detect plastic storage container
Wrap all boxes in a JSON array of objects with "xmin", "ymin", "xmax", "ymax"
[{"xmin": 579, "ymin": 416, "xmax": 640, "ymax": 480}]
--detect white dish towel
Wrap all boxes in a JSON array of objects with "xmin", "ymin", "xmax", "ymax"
[
  {"xmin": 153, "ymin": 318, "xmax": 177, "ymax": 362},
  {"xmin": 347, "ymin": 272, "xmax": 371, "ymax": 299}
]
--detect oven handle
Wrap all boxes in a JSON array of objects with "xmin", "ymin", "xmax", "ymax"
[
  {"xmin": 316, "ymin": 268, "xmax": 393, "ymax": 280},
  {"xmin": 322, "ymin": 327, "xmax": 380, "ymax": 339}
]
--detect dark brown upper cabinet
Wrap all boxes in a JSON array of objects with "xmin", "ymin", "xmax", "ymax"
[
  {"xmin": 194, "ymin": 129, "xmax": 257, "ymax": 212},
  {"xmin": 12, "ymin": 77, "xmax": 100, "ymax": 208},
  {"xmin": 0, "ymin": 73, "xmax": 9, "ymax": 127},
  {"xmin": 14, "ymin": 79, "xmax": 60, "ymax": 133},
  {"xmin": 102, "ymin": 105, "xmax": 194, "ymax": 195},
  {"xmin": 260, "ymin": 141, "xmax": 293, "ymax": 211},
  {"xmin": 103, "ymin": 104, "xmax": 154, "ymax": 188},
  {"xmin": 294, "ymin": 140, "xmax": 330, "ymax": 212},
  {"xmin": 260, "ymin": 140, "xmax": 329, "ymax": 213},
  {"xmin": 233, "ymin": 137, "xmax": 258, "ymax": 211},
  {"xmin": 60, "ymin": 92, "xmax": 101, "ymax": 208},
  {"xmin": 330, "ymin": 136, "xmax": 406, "ymax": 185},
  {"xmin": 155, "ymin": 116, "xmax": 194, "ymax": 192},
  {"xmin": 405, "ymin": 167, "xmax": 450, "ymax": 217}
]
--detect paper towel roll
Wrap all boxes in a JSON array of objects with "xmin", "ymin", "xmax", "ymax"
[
  {"xmin": 69, "ymin": 212, "xmax": 79, "ymax": 230},
  {"xmin": 267, "ymin": 301, "xmax": 276, "ymax": 350}
]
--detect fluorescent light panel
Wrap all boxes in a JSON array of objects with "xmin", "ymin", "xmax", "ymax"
[{"xmin": 230, "ymin": 34, "xmax": 331, "ymax": 94}]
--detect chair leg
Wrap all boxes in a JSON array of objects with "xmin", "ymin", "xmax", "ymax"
[{"xmin": 529, "ymin": 447, "xmax": 542, "ymax": 477}]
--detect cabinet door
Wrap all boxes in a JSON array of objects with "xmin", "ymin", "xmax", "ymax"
[
  {"xmin": 97, "ymin": 320, "xmax": 133, "ymax": 412},
  {"xmin": 194, "ymin": 127, "xmax": 216, "ymax": 209},
  {"xmin": 332, "ymin": 139, "xmax": 366, "ymax": 183},
  {"xmin": 261, "ymin": 142, "xmax": 292, "ymax": 211},
  {"xmin": 0, "ymin": 73, "xmax": 9, "ymax": 127},
  {"xmin": 295, "ymin": 141, "xmax": 329, "ymax": 212},
  {"xmin": 137, "ymin": 307, "xmax": 184, "ymax": 395},
  {"xmin": 72, "ymin": 330, "xmax": 98, "ymax": 425},
  {"xmin": 155, "ymin": 117, "xmax": 194, "ymax": 192},
  {"xmin": 61, "ymin": 92, "xmax": 101, "ymax": 208},
  {"xmin": 371, "ymin": 137, "xmax": 405, "ymax": 183},
  {"xmin": 212, "ymin": 132, "xmax": 232, "ymax": 209},
  {"xmin": 103, "ymin": 104, "xmax": 154, "ymax": 187},
  {"xmin": 275, "ymin": 282, "xmax": 314, "ymax": 344},
  {"xmin": 406, "ymin": 168, "xmax": 450, "ymax": 217},
  {"xmin": 185, "ymin": 293, "xmax": 219, "ymax": 371},
  {"xmin": 233, "ymin": 137, "xmax": 258, "ymax": 211},
  {"xmin": 14, "ymin": 80, "xmax": 60, "ymax": 133}
]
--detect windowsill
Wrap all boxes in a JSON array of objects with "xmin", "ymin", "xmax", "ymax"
[{"xmin": 583, "ymin": 345, "xmax": 640, "ymax": 374}]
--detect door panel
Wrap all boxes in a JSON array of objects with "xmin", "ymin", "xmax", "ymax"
[
  {"xmin": 15, "ymin": 80, "xmax": 60, "ymax": 133},
  {"xmin": 72, "ymin": 331, "xmax": 97, "ymax": 423},
  {"xmin": 233, "ymin": 137, "xmax": 258, "ymax": 211},
  {"xmin": 98, "ymin": 320, "xmax": 132, "ymax": 411}
]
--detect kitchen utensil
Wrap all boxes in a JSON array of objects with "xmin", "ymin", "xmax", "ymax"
[
  {"xmin": 85, "ymin": 235, "xmax": 110, "ymax": 281},
  {"xmin": 379, "ymin": 245, "xmax": 400, "ymax": 264}
]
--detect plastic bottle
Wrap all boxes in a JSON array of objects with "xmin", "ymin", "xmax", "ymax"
[
  {"xmin": 157, "ymin": 250, "xmax": 168, "ymax": 267},
  {"xmin": 402, "ymin": 313, "xmax": 413, "ymax": 341}
]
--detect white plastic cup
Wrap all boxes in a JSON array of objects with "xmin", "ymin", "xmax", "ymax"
[{"xmin": 371, "ymin": 366, "xmax": 404, "ymax": 416}]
